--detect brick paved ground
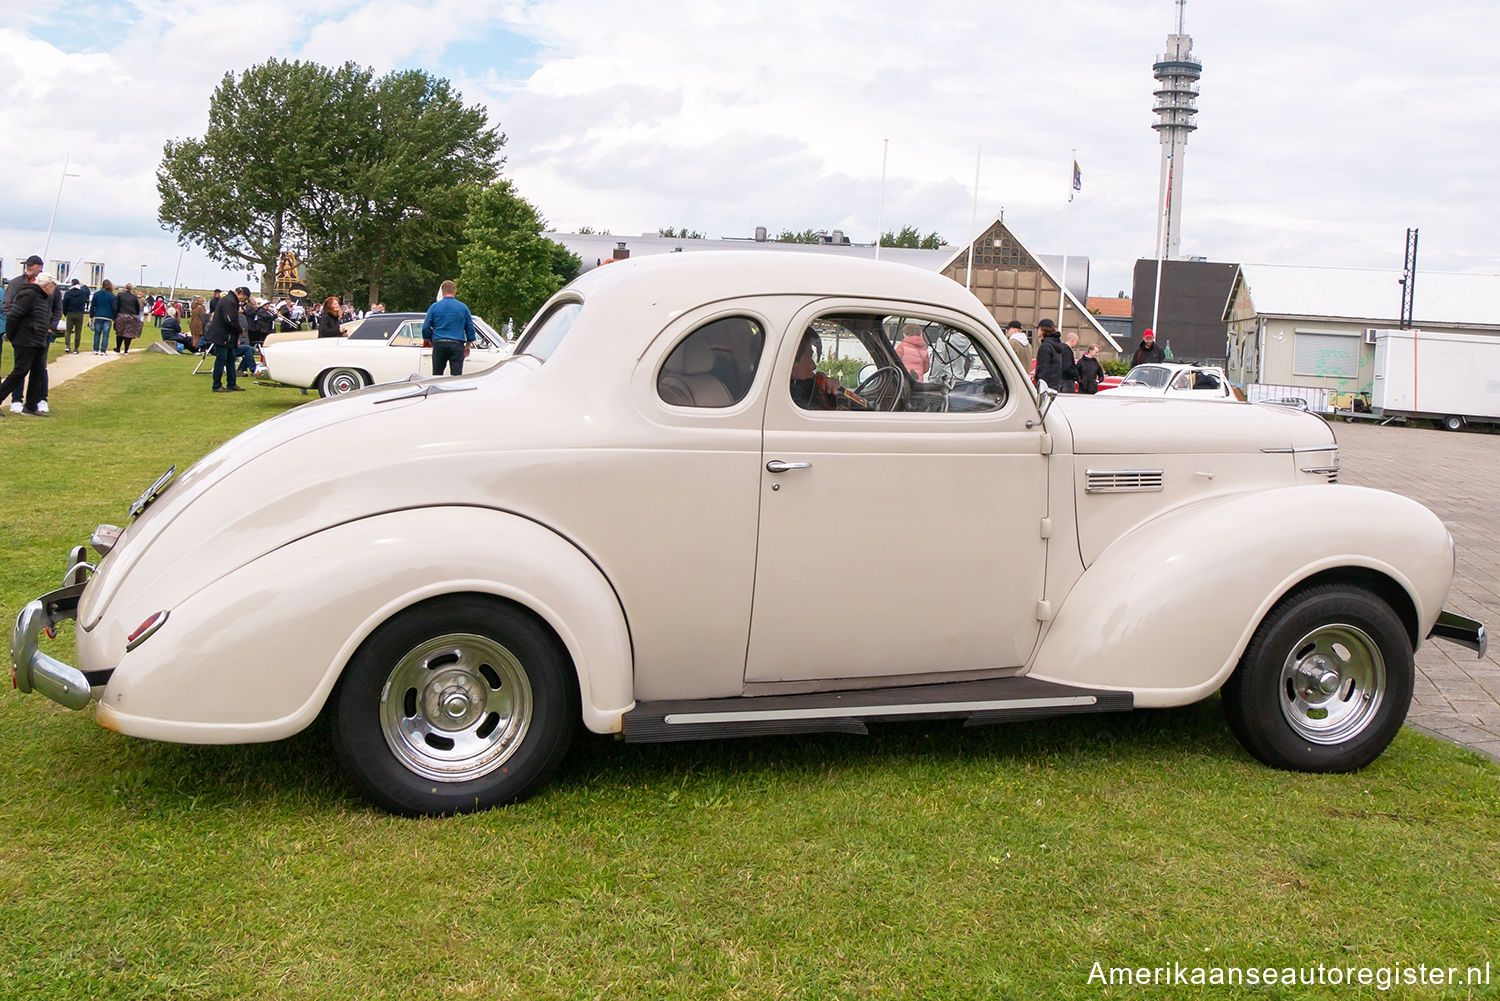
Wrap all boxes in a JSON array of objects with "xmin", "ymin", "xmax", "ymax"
[{"xmin": 1331, "ymin": 419, "xmax": 1500, "ymax": 761}]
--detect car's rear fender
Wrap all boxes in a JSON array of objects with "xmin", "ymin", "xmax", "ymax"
[
  {"xmin": 1027, "ymin": 485, "xmax": 1453, "ymax": 706},
  {"xmin": 93, "ymin": 507, "xmax": 633, "ymax": 743}
]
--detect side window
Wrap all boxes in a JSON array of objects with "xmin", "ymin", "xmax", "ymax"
[
  {"xmin": 657, "ymin": 317, "xmax": 766, "ymax": 408},
  {"xmin": 514, "ymin": 301, "xmax": 582, "ymax": 362},
  {"xmin": 791, "ymin": 313, "xmax": 1008, "ymax": 414},
  {"xmin": 389, "ymin": 321, "xmax": 422, "ymax": 347}
]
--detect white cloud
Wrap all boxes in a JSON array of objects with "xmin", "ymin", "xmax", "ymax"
[{"xmin": 4, "ymin": 0, "xmax": 1499, "ymax": 298}]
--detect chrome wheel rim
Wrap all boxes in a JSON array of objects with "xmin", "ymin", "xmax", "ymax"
[
  {"xmin": 1278, "ymin": 622, "xmax": 1385, "ymax": 744},
  {"xmin": 379, "ymin": 633, "xmax": 532, "ymax": 782},
  {"xmin": 326, "ymin": 370, "xmax": 363, "ymax": 394}
]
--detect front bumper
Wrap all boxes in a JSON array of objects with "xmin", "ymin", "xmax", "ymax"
[
  {"xmin": 1428, "ymin": 609, "xmax": 1488, "ymax": 658},
  {"xmin": 9, "ymin": 583, "xmax": 104, "ymax": 710}
]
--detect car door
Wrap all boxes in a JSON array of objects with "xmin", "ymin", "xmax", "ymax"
[
  {"xmin": 745, "ymin": 301, "xmax": 1050, "ymax": 685},
  {"xmin": 385, "ymin": 320, "xmax": 428, "ymax": 382}
]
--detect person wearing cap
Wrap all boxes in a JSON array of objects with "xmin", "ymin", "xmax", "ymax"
[
  {"xmin": 61, "ymin": 278, "xmax": 89, "ymax": 353},
  {"xmin": 1032, "ymin": 317, "xmax": 1068, "ymax": 390},
  {"xmin": 0, "ymin": 271, "xmax": 59, "ymax": 416},
  {"xmin": 1, "ymin": 256, "xmax": 44, "ymax": 399},
  {"xmin": 1005, "ymin": 319, "xmax": 1034, "ymax": 375},
  {"xmin": 1131, "ymin": 328, "xmax": 1166, "ymax": 367}
]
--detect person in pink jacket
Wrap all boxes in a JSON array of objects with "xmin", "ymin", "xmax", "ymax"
[{"xmin": 895, "ymin": 323, "xmax": 929, "ymax": 379}]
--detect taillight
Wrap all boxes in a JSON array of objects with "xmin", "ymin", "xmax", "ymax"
[{"xmin": 126, "ymin": 610, "xmax": 169, "ymax": 652}]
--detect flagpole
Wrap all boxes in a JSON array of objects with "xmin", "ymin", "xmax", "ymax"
[
  {"xmin": 168, "ymin": 243, "xmax": 186, "ymax": 300},
  {"xmin": 1058, "ymin": 149, "xmax": 1076, "ymax": 322},
  {"xmin": 965, "ymin": 147, "xmax": 980, "ymax": 290},
  {"xmin": 874, "ymin": 138, "xmax": 889, "ymax": 261}
]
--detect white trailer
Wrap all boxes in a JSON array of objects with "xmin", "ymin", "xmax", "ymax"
[{"xmin": 1372, "ymin": 328, "xmax": 1500, "ymax": 431}]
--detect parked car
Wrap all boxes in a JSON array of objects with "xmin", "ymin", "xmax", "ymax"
[
  {"xmin": 262, "ymin": 312, "xmax": 510, "ymax": 396},
  {"xmin": 1102, "ymin": 362, "xmax": 1238, "ymax": 402},
  {"xmin": 11, "ymin": 253, "xmax": 1486, "ymax": 815}
]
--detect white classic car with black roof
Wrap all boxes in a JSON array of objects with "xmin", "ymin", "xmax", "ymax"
[
  {"xmin": 11, "ymin": 253, "xmax": 1486, "ymax": 815},
  {"xmin": 261, "ymin": 310, "xmax": 510, "ymax": 396}
]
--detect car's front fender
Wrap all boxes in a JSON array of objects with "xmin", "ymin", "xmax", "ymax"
[
  {"xmin": 91, "ymin": 506, "xmax": 633, "ymax": 743},
  {"xmin": 1028, "ymin": 485, "xmax": 1453, "ymax": 706}
]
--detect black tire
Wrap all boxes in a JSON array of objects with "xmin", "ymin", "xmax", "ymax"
[
  {"xmin": 330, "ymin": 595, "xmax": 577, "ymax": 815},
  {"xmin": 319, "ymin": 368, "xmax": 367, "ymax": 397},
  {"xmin": 1443, "ymin": 415, "xmax": 1464, "ymax": 432},
  {"xmin": 1221, "ymin": 584, "xmax": 1413, "ymax": 773}
]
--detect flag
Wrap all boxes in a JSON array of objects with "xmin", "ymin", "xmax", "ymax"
[{"xmin": 1071, "ymin": 160, "xmax": 1082, "ymax": 200}]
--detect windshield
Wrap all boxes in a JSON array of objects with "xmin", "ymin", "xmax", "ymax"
[{"xmin": 1122, "ymin": 365, "xmax": 1171, "ymax": 388}]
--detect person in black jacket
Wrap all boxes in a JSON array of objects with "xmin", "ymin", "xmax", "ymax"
[
  {"xmin": 0, "ymin": 272, "xmax": 59, "ymax": 416},
  {"xmin": 1131, "ymin": 328, "xmax": 1166, "ymax": 367},
  {"xmin": 1033, "ymin": 318, "xmax": 1067, "ymax": 389},
  {"xmin": 1077, "ymin": 345, "xmax": 1105, "ymax": 394},
  {"xmin": 61, "ymin": 279, "xmax": 89, "ymax": 353},
  {"xmin": 204, "ymin": 286, "xmax": 248, "ymax": 393}
]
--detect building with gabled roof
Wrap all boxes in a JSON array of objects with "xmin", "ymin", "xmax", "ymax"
[
  {"xmin": 937, "ymin": 218, "xmax": 1121, "ymax": 359},
  {"xmin": 1221, "ymin": 263, "xmax": 1500, "ymax": 393}
]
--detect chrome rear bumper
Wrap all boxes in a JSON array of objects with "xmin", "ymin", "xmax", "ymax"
[
  {"xmin": 10, "ymin": 583, "xmax": 93, "ymax": 710},
  {"xmin": 1428, "ymin": 609, "xmax": 1488, "ymax": 659}
]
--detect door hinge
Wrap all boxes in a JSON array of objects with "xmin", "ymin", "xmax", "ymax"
[
  {"xmin": 1039, "ymin": 517, "xmax": 1053, "ymax": 539},
  {"xmin": 1038, "ymin": 433, "xmax": 1053, "ymax": 455},
  {"xmin": 1035, "ymin": 600, "xmax": 1053, "ymax": 621}
]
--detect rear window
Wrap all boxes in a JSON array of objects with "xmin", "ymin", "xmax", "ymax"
[{"xmin": 514, "ymin": 301, "xmax": 582, "ymax": 362}]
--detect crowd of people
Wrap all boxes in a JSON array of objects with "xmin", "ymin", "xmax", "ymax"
[{"xmin": 0, "ymin": 248, "xmax": 393, "ymax": 414}]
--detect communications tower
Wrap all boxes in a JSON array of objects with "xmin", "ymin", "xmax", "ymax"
[{"xmin": 1152, "ymin": 0, "xmax": 1201, "ymax": 259}]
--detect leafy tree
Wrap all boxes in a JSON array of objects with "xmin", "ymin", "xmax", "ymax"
[
  {"xmin": 576, "ymin": 225, "xmax": 610, "ymax": 235},
  {"xmin": 309, "ymin": 68, "xmax": 503, "ymax": 307},
  {"xmin": 776, "ymin": 228, "xmax": 823, "ymax": 244},
  {"xmin": 157, "ymin": 60, "xmax": 361, "ymax": 293},
  {"xmin": 160, "ymin": 60, "xmax": 503, "ymax": 305},
  {"xmin": 657, "ymin": 227, "xmax": 704, "ymax": 240},
  {"xmin": 458, "ymin": 181, "xmax": 566, "ymax": 331},
  {"xmin": 879, "ymin": 225, "xmax": 947, "ymax": 249},
  {"xmin": 548, "ymin": 239, "xmax": 582, "ymax": 285}
]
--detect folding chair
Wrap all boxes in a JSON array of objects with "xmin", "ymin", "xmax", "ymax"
[{"xmin": 191, "ymin": 342, "xmax": 216, "ymax": 375}]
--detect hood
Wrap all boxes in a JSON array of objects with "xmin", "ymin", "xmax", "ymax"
[{"xmin": 1052, "ymin": 395, "xmax": 1336, "ymax": 455}]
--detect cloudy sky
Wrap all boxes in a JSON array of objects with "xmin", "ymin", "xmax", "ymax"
[{"xmin": 3, "ymin": 0, "xmax": 1498, "ymax": 298}]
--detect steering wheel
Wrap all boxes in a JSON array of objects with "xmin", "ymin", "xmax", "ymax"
[{"xmin": 854, "ymin": 365, "xmax": 907, "ymax": 412}]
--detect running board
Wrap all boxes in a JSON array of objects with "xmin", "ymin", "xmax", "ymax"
[{"xmin": 622, "ymin": 676, "xmax": 1133, "ymax": 743}]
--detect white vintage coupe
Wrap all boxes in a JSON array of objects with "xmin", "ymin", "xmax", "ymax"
[
  {"xmin": 1104, "ymin": 362, "xmax": 1239, "ymax": 402},
  {"xmin": 11, "ymin": 253, "xmax": 1485, "ymax": 815},
  {"xmin": 261, "ymin": 311, "xmax": 510, "ymax": 396}
]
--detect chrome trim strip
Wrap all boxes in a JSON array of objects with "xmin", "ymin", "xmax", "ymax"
[
  {"xmin": 1261, "ymin": 445, "xmax": 1338, "ymax": 454},
  {"xmin": 665, "ymin": 695, "xmax": 1097, "ymax": 725}
]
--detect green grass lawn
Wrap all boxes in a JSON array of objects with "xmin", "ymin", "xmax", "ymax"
[{"xmin": 2, "ymin": 353, "xmax": 1497, "ymax": 999}]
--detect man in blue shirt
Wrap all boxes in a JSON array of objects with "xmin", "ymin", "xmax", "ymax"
[{"xmin": 422, "ymin": 279, "xmax": 476, "ymax": 375}]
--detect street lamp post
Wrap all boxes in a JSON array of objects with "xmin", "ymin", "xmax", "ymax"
[{"xmin": 42, "ymin": 155, "xmax": 82, "ymax": 261}]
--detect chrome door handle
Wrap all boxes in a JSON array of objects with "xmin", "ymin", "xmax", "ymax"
[{"xmin": 766, "ymin": 459, "xmax": 812, "ymax": 473}]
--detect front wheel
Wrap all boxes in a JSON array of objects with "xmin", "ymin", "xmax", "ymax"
[
  {"xmin": 330, "ymin": 596, "xmax": 577, "ymax": 815},
  {"xmin": 1221, "ymin": 584, "xmax": 1413, "ymax": 772},
  {"xmin": 1443, "ymin": 415, "xmax": 1464, "ymax": 432},
  {"xmin": 319, "ymin": 367, "xmax": 367, "ymax": 397}
]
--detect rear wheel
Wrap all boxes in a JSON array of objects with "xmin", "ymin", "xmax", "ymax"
[
  {"xmin": 330, "ymin": 596, "xmax": 577, "ymax": 815},
  {"xmin": 319, "ymin": 367, "xmax": 367, "ymax": 397},
  {"xmin": 1222, "ymin": 584, "xmax": 1412, "ymax": 772},
  {"xmin": 1443, "ymin": 415, "xmax": 1464, "ymax": 432}
]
